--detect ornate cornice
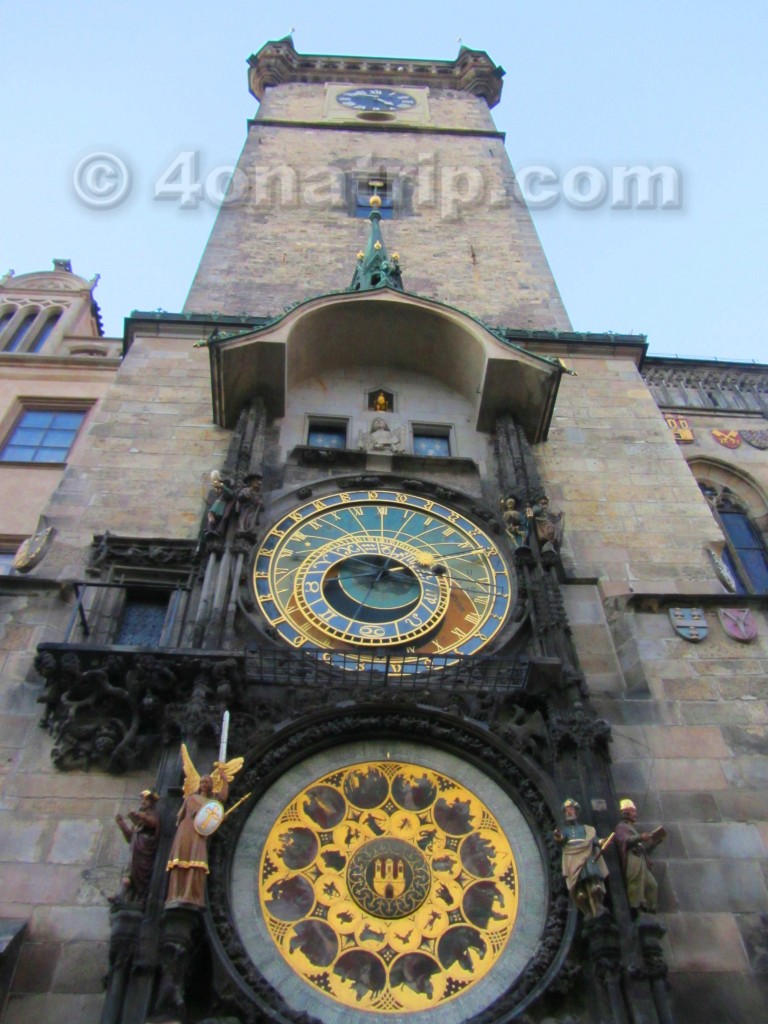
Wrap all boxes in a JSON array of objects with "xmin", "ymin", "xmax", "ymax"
[{"xmin": 248, "ymin": 37, "xmax": 505, "ymax": 107}]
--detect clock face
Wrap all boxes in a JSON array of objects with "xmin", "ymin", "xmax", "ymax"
[
  {"xmin": 253, "ymin": 489, "xmax": 514, "ymax": 668},
  {"xmin": 336, "ymin": 88, "xmax": 417, "ymax": 112}
]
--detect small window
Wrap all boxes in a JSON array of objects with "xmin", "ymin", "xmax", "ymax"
[
  {"xmin": 356, "ymin": 177, "xmax": 394, "ymax": 219},
  {"xmin": 115, "ymin": 590, "xmax": 169, "ymax": 646},
  {"xmin": 1, "ymin": 408, "xmax": 87, "ymax": 463},
  {"xmin": 30, "ymin": 311, "xmax": 61, "ymax": 353},
  {"xmin": 699, "ymin": 483, "xmax": 768, "ymax": 593},
  {"xmin": 4, "ymin": 311, "xmax": 37, "ymax": 353},
  {"xmin": 412, "ymin": 425, "xmax": 452, "ymax": 458},
  {"xmin": 307, "ymin": 418, "xmax": 348, "ymax": 450},
  {"xmin": 0, "ymin": 552, "xmax": 16, "ymax": 576}
]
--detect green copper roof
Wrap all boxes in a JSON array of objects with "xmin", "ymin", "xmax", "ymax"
[{"xmin": 348, "ymin": 204, "xmax": 404, "ymax": 293}]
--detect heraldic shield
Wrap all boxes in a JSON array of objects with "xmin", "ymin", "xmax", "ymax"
[
  {"xmin": 194, "ymin": 799, "xmax": 225, "ymax": 836},
  {"xmin": 669, "ymin": 607, "xmax": 708, "ymax": 642},
  {"xmin": 718, "ymin": 608, "xmax": 758, "ymax": 643}
]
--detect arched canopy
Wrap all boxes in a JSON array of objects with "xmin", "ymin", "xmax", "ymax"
[{"xmin": 209, "ymin": 289, "xmax": 562, "ymax": 441}]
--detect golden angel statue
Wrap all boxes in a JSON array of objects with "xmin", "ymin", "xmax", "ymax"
[{"xmin": 165, "ymin": 743, "xmax": 244, "ymax": 907}]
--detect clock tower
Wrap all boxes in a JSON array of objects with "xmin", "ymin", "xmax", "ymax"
[{"xmin": 33, "ymin": 33, "xmax": 755, "ymax": 1024}]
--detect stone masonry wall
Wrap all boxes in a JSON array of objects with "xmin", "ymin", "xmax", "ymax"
[{"xmin": 185, "ymin": 86, "xmax": 570, "ymax": 332}]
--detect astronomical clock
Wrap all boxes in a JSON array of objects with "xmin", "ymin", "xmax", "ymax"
[
  {"xmin": 252, "ymin": 488, "xmax": 516, "ymax": 668},
  {"xmin": 206, "ymin": 481, "xmax": 565, "ymax": 1024}
]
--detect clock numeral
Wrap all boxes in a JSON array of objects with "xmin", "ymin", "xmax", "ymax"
[
  {"xmin": 312, "ymin": 500, "xmax": 328, "ymax": 511},
  {"xmin": 395, "ymin": 494, "xmax": 408, "ymax": 503},
  {"xmin": 339, "ymin": 492, "xmax": 351, "ymax": 502},
  {"xmin": 289, "ymin": 511, "xmax": 304, "ymax": 523},
  {"xmin": 367, "ymin": 491, "xmax": 379, "ymax": 500},
  {"xmin": 465, "ymin": 611, "xmax": 481, "ymax": 625},
  {"xmin": 422, "ymin": 500, "xmax": 434, "ymax": 511}
]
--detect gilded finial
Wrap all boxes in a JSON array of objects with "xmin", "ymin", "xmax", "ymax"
[{"xmin": 369, "ymin": 193, "xmax": 382, "ymax": 209}]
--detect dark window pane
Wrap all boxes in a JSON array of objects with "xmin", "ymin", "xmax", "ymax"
[
  {"xmin": 413, "ymin": 434, "xmax": 450, "ymax": 457},
  {"xmin": 721, "ymin": 512, "xmax": 761, "ymax": 549},
  {"xmin": 116, "ymin": 596, "xmax": 168, "ymax": 645},
  {"xmin": 5, "ymin": 314, "xmax": 36, "ymax": 352},
  {"xmin": 739, "ymin": 549, "xmax": 768, "ymax": 592},
  {"xmin": 30, "ymin": 314, "xmax": 60, "ymax": 353},
  {"xmin": 308, "ymin": 427, "xmax": 346, "ymax": 449}
]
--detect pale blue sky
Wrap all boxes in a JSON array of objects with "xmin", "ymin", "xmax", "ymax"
[{"xmin": 3, "ymin": 2, "xmax": 767, "ymax": 362}]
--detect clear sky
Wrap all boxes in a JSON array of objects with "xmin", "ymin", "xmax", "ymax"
[{"xmin": 3, "ymin": 2, "xmax": 766, "ymax": 362}]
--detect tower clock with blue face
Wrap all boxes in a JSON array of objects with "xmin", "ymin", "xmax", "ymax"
[
  {"xmin": 336, "ymin": 87, "xmax": 418, "ymax": 112},
  {"xmin": 253, "ymin": 489, "xmax": 516, "ymax": 671}
]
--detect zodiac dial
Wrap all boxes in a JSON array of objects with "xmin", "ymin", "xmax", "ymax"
[
  {"xmin": 253, "ymin": 490, "xmax": 515, "ymax": 668},
  {"xmin": 256, "ymin": 761, "xmax": 519, "ymax": 1012}
]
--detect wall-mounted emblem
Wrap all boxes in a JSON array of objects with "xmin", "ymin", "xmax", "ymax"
[
  {"xmin": 669, "ymin": 607, "xmax": 707, "ymax": 642},
  {"xmin": 12, "ymin": 525, "xmax": 56, "ymax": 573},
  {"xmin": 664, "ymin": 414, "xmax": 694, "ymax": 443},
  {"xmin": 717, "ymin": 608, "xmax": 757, "ymax": 643},
  {"xmin": 711, "ymin": 429, "xmax": 741, "ymax": 449},
  {"xmin": 741, "ymin": 429, "xmax": 768, "ymax": 450}
]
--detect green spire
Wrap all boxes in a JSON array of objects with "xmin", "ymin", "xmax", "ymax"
[{"xmin": 349, "ymin": 197, "xmax": 404, "ymax": 292}]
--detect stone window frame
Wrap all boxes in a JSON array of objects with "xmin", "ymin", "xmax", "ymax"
[
  {"xmin": 306, "ymin": 415, "xmax": 350, "ymax": 450},
  {"xmin": 0, "ymin": 302, "xmax": 64, "ymax": 354},
  {"xmin": 0, "ymin": 398, "xmax": 94, "ymax": 465},
  {"xmin": 410, "ymin": 421, "xmax": 454, "ymax": 458},
  {"xmin": 690, "ymin": 457, "xmax": 768, "ymax": 593}
]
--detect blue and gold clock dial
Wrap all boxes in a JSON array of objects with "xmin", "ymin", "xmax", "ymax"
[
  {"xmin": 253, "ymin": 490, "xmax": 514, "ymax": 662},
  {"xmin": 336, "ymin": 88, "xmax": 417, "ymax": 112}
]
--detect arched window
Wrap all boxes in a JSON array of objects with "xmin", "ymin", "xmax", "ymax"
[
  {"xmin": 0, "ymin": 307, "xmax": 16, "ymax": 339},
  {"xmin": 30, "ymin": 310, "xmax": 61, "ymax": 352},
  {"xmin": 4, "ymin": 310, "xmax": 38, "ymax": 352},
  {"xmin": 699, "ymin": 483, "xmax": 768, "ymax": 593}
]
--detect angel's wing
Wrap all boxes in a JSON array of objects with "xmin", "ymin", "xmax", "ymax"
[
  {"xmin": 181, "ymin": 742, "xmax": 201, "ymax": 799},
  {"xmin": 212, "ymin": 756, "xmax": 244, "ymax": 795}
]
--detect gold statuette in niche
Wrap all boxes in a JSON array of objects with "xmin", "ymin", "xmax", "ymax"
[{"xmin": 259, "ymin": 760, "xmax": 518, "ymax": 1011}]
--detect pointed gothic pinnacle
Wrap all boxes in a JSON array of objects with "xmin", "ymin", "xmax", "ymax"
[{"xmin": 348, "ymin": 196, "xmax": 404, "ymax": 293}]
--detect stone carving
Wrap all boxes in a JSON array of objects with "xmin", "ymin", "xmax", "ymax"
[
  {"xmin": 500, "ymin": 496, "xmax": 529, "ymax": 548},
  {"xmin": 553, "ymin": 799, "xmax": 609, "ymax": 918},
  {"xmin": 112, "ymin": 789, "xmax": 161, "ymax": 905},
  {"xmin": 235, "ymin": 474, "xmax": 262, "ymax": 538},
  {"xmin": 358, "ymin": 417, "xmax": 404, "ymax": 453},
  {"xmin": 206, "ymin": 470, "xmax": 236, "ymax": 537},
  {"xmin": 614, "ymin": 799, "xmax": 666, "ymax": 917},
  {"xmin": 528, "ymin": 494, "xmax": 564, "ymax": 556}
]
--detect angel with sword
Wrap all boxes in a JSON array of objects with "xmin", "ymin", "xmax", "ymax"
[{"xmin": 166, "ymin": 740, "xmax": 244, "ymax": 907}]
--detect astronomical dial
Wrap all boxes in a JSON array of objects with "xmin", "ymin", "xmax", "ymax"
[
  {"xmin": 336, "ymin": 87, "xmax": 417, "ymax": 112},
  {"xmin": 253, "ymin": 489, "xmax": 515, "ymax": 666}
]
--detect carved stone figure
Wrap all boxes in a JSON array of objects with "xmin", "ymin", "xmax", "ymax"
[
  {"xmin": 615, "ymin": 798, "xmax": 666, "ymax": 916},
  {"xmin": 553, "ymin": 798, "xmax": 609, "ymax": 918},
  {"xmin": 236, "ymin": 474, "xmax": 262, "ymax": 536},
  {"xmin": 206, "ymin": 470, "xmax": 235, "ymax": 537},
  {"xmin": 166, "ymin": 744, "xmax": 243, "ymax": 908},
  {"xmin": 359, "ymin": 418, "xmax": 404, "ymax": 453},
  {"xmin": 112, "ymin": 789, "xmax": 160, "ymax": 904},
  {"xmin": 500, "ymin": 496, "xmax": 529, "ymax": 548},
  {"xmin": 527, "ymin": 493, "xmax": 564, "ymax": 555}
]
